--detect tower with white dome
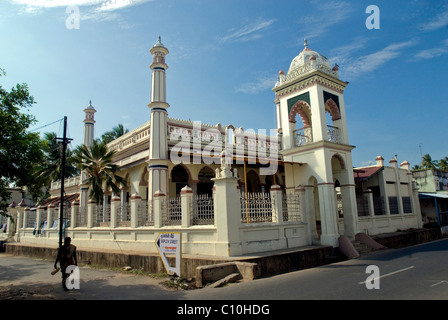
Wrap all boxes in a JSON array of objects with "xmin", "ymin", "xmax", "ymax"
[{"xmin": 273, "ymin": 39, "xmax": 358, "ymax": 247}]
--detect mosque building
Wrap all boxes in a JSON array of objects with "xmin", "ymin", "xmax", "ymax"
[{"xmin": 6, "ymin": 37, "xmax": 422, "ymax": 257}]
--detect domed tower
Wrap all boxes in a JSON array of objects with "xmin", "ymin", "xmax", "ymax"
[{"xmin": 273, "ymin": 39, "xmax": 358, "ymax": 247}]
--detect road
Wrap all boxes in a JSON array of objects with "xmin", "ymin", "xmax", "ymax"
[
  {"xmin": 179, "ymin": 238, "xmax": 448, "ymax": 300},
  {"xmin": 1, "ymin": 239, "xmax": 447, "ymax": 302}
]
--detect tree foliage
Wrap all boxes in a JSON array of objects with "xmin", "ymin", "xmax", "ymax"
[
  {"xmin": 101, "ymin": 124, "xmax": 129, "ymax": 144},
  {"xmin": 0, "ymin": 70, "xmax": 44, "ymax": 210},
  {"xmin": 75, "ymin": 140, "xmax": 127, "ymax": 204},
  {"xmin": 412, "ymin": 154, "xmax": 448, "ymax": 172}
]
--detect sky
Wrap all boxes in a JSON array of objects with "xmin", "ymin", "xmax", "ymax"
[{"xmin": 0, "ymin": 0, "xmax": 447, "ymax": 168}]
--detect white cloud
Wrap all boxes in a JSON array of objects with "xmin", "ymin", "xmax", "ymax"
[
  {"xmin": 298, "ymin": 0, "xmax": 354, "ymax": 40},
  {"xmin": 418, "ymin": 6, "xmax": 448, "ymax": 31},
  {"xmin": 339, "ymin": 40, "xmax": 417, "ymax": 79},
  {"xmin": 235, "ymin": 75, "xmax": 275, "ymax": 94},
  {"xmin": 411, "ymin": 39, "xmax": 448, "ymax": 61},
  {"xmin": 11, "ymin": 0, "xmax": 153, "ymax": 18},
  {"xmin": 220, "ymin": 18, "xmax": 275, "ymax": 43}
]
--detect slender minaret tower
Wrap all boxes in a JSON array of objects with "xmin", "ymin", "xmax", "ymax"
[
  {"xmin": 147, "ymin": 37, "xmax": 170, "ymax": 201},
  {"xmin": 81, "ymin": 100, "xmax": 96, "ymax": 208},
  {"xmin": 83, "ymin": 100, "xmax": 96, "ymax": 148}
]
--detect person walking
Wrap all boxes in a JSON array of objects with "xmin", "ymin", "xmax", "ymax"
[{"xmin": 54, "ymin": 237, "xmax": 78, "ymax": 290}]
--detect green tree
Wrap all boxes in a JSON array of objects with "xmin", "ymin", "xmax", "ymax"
[
  {"xmin": 437, "ymin": 157, "xmax": 448, "ymax": 172},
  {"xmin": 75, "ymin": 140, "xmax": 126, "ymax": 204},
  {"xmin": 101, "ymin": 124, "xmax": 129, "ymax": 144},
  {"xmin": 0, "ymin": 69, "xmax": 44, "ymax": 212},
  {"xmin": 420, "ymin": 154, "xmax": 437, "ymax": 170}
]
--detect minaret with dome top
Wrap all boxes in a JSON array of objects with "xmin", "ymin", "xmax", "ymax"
[
  {"xmin": 273, "ymin": 39, "xmax": 358, "ymax": 247},
  {"xmin": 147, "ymin": 36, "xmax": 170, "ymax": 203}
]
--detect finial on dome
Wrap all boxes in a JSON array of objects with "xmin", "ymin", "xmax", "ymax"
[{"xmin": 304, "ymin": 38, "xmax": 308, "ymax": 49}]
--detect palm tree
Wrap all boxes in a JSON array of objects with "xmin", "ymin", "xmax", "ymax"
[
  {"xmin": 101, "ymin": 124, "xmax": 129, "ymax": 144},
  {"xmin": 75, "ymin": 140, "xmax": 127, "ymax": 204},
  {"xmin": 420, "ymin": 154, "xmax": 437, "ymax": 170},
  {"xmin": 38, "ymin": 132, "xmax": 78, "ymax": 183},
  {"xmin": 437, "ymin": 157, "xmax": 448, "ymax": 172}
]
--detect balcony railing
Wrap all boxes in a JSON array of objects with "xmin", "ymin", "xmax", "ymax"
[
  {"xmin": 294, "ymin": 125, "xmax": 343, "ymax": 147},
  {"xmin": 327, "ymin": 125, "xmax": 342, "ymax": 144},
  {"xmin": 294, "ymin": 127, "xmax": 313, "ymax": 146}
]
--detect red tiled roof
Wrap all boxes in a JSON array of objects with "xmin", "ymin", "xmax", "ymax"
[
  {"xmin": 40, "ymin": 193, "xmax": 79, "ymax": 207},
  {"xmin": 353, "ymin": 166, "xmax": 384, "ymax": 181}
]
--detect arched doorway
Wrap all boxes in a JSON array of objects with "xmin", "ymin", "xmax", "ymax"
[
  {"xmin": 197, "ymin": 166, "xmax": 214, "ymax": 196},
  {"xmin": 246, "ymin": 170, "xmax": 261, "ymax": 193},
  {"xmin": 171, "ymin": 165, "xmax": 190, "ymax": 195}
]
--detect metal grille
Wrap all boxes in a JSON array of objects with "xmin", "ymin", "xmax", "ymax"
[
  {"xmin": 76, "ymin": 206, "xmax": 87, "ymax": 227},
  {"xmin": 95, "ymin": 204, "xmax": 111, "ymax": 226},
  {"xmin": 139, "ymin": 200, "xmax": 154, "ymax": 226},
  {"xmin": 193, "ymin": 194, "xmax": 214, "ymax": 225},
  {"xmin": 241, "ymin": 192, "xmax": 272, "ymax": 223},
  {"xmin": 163, "ymin": 197, "xmax": 182, "ymax": 226},
  {"xmin": 282, "ymin": 193, "xmax": 301, "ymax": 222}
]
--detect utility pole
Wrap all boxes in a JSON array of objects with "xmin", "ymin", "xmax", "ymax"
[{"xmin": 56, "ymin": 116, "xmax": 73, "ymax": 248}]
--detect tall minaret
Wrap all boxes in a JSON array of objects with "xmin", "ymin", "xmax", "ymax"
[
  {"xmin": 81, "ymin": 100, "xmax": 96, "ymax": 208},
  {"xmin": 147, "ymin": 36, "xmax": 170, "ymax": 201},
  {"xmin": 83, "ymin": 100, "xmax": 96, "ymax": 148}
]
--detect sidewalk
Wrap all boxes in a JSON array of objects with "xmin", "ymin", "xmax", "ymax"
[{"xmin": 0, "ymin": 253, "xmax": 184, "ymax": 300}]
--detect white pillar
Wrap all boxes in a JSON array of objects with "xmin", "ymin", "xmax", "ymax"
[
  {"xmin": 270, "ymin": 185, "xmax": 284, "ymax": 223},
  {"xmin": 212, "ymin": 163, "xmax": 243, "ymax": 256},
  {"xmin": 181, "ymin": 186, "xmax": 193, "ymax": 227},
  {"xmin": 318, "ymin": 183, "xmax": 339, "ymax": 247},
  {"xmin": 110, "ymin": 195, "xmax": 120, "ymax": 228},
  {"xmin": 130, "ymin": 193, "xmax": 141, "ymax": 228}
]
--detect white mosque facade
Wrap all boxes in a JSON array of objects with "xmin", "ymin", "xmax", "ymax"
[{"xmin": 6, "ymin": 38, "xmax": 423, "ymax": 257}]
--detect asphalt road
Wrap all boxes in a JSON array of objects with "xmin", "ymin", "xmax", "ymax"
[
  {"xmin": 180, "ymin": 238, "xmax": 448, "ymax": 300},
  {"xmin": 1, "ymin": 239, "xmax": 447, "ymax": 302}
]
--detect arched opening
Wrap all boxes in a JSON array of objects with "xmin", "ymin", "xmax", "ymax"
[
  {"xmin": 289, "ymin": 100, "xmax": 312, "ymax": 146},
  {"xmin": 171, "ymin": 165, "xmax": 190, "ymax": 195},
  {"xmin": 325, "ymin": 99, "xmax": 342, "ymax": 143},
  {"xmin": 197, "ymin": 166, "xmax": 215, "ymax": 196},
  {"xmin": 246, "ymin": 170, "xmax": 261, "ymax": 193}
]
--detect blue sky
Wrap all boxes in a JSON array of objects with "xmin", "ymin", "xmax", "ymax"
[{"xmin": 0, "ymin": 0, "xmax": 447, "ymax": 168}]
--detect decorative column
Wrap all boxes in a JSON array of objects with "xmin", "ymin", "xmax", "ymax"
[
  {"xmin": 130, "ymin": 193, "xmax": 141, "ymax": 228},
  {"xmin": 87, "ymin": 199, "xmax": 96, "ymax": 228},
  {"xmin": 364, "ymin": 189, "xmax": 375, "ymax": 217},
  {"xmin": 317, "ymin": 183, "xmax": 339, "ymax": 247},
  {"xmin": 340, "ymin": 183, "xmax": 359, "ymax": 239},
  {"xmin": 71, "ymin": 200, "xmax": 79, "ymax": 228},
  {"xmin": 181, "ymin": 186, "xmax": 193, "ymax": 227},
  {"xmin": 212, "ymin": 152, "xmax": 243, "ymax": 256},
  {"xmin": 148, "ymin": 37, "xmax": 170, "ymax": 203},
  {"xmin": 153, "ymin": 191, "xmax": 166, "ymax": 228},
  {"xmin": 270, "ymin": 185, "xmax": 284, "ymax": 223},
  {"xmin": 110, "ymin": 195, "xmax": 121, "ymax": 228}
]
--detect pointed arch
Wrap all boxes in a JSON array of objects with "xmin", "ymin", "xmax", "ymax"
[
  {"xmin": 325, "ymin": 98, "xmax": 341, "ymax": 121},
  {"xmin": 331, "ymin": 153, "xmax": 346, "ymax": 170},
  {"xmin": 289, "ymin": 100, "xmax": 312, "ymax": 128}
]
